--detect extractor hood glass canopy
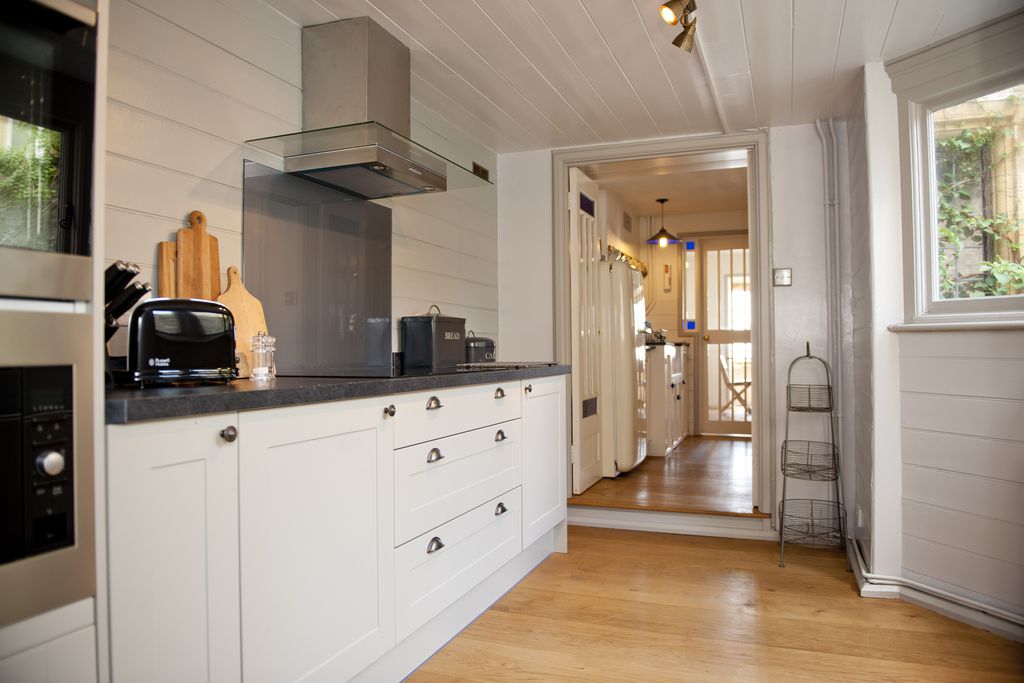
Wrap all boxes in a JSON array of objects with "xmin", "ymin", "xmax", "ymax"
[{"xmin": 246, "ymin": 121, "xmax": 492, "ymax": 200}]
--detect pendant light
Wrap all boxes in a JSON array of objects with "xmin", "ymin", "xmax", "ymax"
[{"xmin": 646, "ymin": 198, "xmax": 681, "ymax": 248}]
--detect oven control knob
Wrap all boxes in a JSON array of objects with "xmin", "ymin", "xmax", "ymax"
[{"xmin": 36, "ymin": 451, "xmax": 66, "ymax": 477}]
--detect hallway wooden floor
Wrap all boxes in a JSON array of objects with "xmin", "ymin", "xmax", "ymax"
[
  {"xmin": 409, "ymin": 527, "xmax": 1024, "ymax": 682},
  {"xmin": 568, "ymin": 436, "xmax": 766, "ymax": 517}
]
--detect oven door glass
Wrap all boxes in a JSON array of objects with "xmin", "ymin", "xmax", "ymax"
[{"xmin": 0, "ymin": 4, "xmax": 95, "ymax": 257}]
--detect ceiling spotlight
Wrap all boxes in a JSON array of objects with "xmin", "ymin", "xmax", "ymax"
[
  {"xmin": 646, "ymin": 198, "xmax": 681, "ymax": 248},
  {"xmin": 659, "ymin": 0, "xmax": 686, "ymax": 25},
  {"xmin": 672, "ymin": 17, "xmax": 697, "ymax": 52}
]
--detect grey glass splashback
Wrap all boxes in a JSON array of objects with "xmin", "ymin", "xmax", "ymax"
[{"xmin": 242, "ymin": 161, "xmax": 393, "ymax": 377}]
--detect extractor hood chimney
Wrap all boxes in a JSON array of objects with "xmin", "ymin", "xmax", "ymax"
[{"xmin": 246, "ymin": 17, "xmax": 491, "ymax": 200}]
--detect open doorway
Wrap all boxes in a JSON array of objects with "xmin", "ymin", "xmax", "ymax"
[{"xmin": 556, "ymin": 135, "xmax": 771, "ymax": 521}]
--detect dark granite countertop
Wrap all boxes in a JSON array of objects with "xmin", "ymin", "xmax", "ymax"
[{"xmin": 105, "ymin": 364, "xmax": 570, "ymax": 424}]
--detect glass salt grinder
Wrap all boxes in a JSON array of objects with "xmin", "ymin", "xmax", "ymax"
[{"xmin": 250, "ymin": 331, "xmax": 276, "ymax": 382}]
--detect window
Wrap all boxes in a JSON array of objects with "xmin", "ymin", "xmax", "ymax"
[
  {"xmin": 887, "ymin": 12, "xmax": 1024, "ymax": 324},
  {"xmin": 933, "ymin": 84, "xmax": 1023, "ymax": 301}
]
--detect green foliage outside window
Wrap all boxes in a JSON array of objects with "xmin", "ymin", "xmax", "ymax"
[
  {"xmin": 935, "ymin": 119, "xmax": 1023, "ymax": 299},
  {"xmin": 0, "ymin": 120, "xmax": 62, "ymax": 251}
]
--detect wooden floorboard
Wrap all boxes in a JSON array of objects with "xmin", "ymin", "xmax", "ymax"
[
  {"xmin": 568, "ymin": 435, "xmax": 768, "ymax": 517},
  {"xmin": 409, "ymin": 526, "xmax": 1024, "ymax": 682}
]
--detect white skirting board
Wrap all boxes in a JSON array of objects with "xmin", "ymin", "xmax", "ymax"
[
  {"xmin": 567, "ymin": 506, "xmax": 776, "ymax": 540},
  {"xmin": 847, "ymin": 542, "xmax": 1024, "ymax": 642},
  {"xmin": 352, "ymin": 528, "xmax": 556, "ymax": 682}
]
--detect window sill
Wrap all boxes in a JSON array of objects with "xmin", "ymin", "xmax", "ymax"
[{"xmin": 888, "ymin": 320, "xmax": 1024, "ymax": 333}]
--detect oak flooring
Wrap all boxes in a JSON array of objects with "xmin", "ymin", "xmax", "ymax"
[
  {"xmin": 409, "ymin": 526, "xmax": 1024, "ymax": 682},
  {"xmin": 568, "ymin": 436, "xmax": 767, "ymax": 517}
]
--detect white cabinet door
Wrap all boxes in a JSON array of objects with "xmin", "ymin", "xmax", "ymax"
[
  {"xmin": 521, "ymin": 376, "xmax": 568, "ymax": 548},
  {"xmin": 107, "ymin": 415, "xmax": 241, "ymax": 683},
  {"xmin": 238, "ymin": 397, "xmax": 394, "ymax": 683}
]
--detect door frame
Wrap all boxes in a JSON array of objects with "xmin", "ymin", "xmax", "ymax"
[{"xmin": 551, "ymin": 132, "xmax": 774, "ymax": 518}]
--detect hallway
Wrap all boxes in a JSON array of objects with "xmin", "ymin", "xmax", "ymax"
[{"xmin": 568, "ymin": 436, "xmax": 765, "ymax": 517}]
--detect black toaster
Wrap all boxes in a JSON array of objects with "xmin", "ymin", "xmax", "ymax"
[{"xmin": 128, "ymin": 299, "xmax": 237, "ymax": 386}]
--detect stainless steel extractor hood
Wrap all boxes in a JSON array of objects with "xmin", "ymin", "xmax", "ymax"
[{"xmin": 245, "ymin": 17, "xmax": 491, "ymax": 200}]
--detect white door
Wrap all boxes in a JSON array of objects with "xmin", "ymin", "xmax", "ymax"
[
  {"xmin": 568, "ymin": 167, "xmax": 602, "ymax": 494},
  {"xmin": 238, "ymin": 397, "xmax": 394, "ymax": 683},
  {"xmin": 699, "ymin": 236, "xmax": 753, "ymax": 435},
  {"xmin": 107, "ymin": 415, "xmax": 241, "ymax": 683}
]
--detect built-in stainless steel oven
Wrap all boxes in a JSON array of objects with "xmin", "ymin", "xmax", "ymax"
[
  {"xmin": 0, "ymin": 309, "xmax": 94, "ymax": 627},
  {"xmin": 0, "ymin": 2, "xmax": 95, "ymax": 302},
  {"xmin": 0, "ymin": 0, "xmax": 96, "ymax": 628}
]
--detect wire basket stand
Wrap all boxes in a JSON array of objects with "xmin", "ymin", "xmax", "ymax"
[{"xmin": 779, "ymin": 342, "xmax": 846, "ymax": 567}]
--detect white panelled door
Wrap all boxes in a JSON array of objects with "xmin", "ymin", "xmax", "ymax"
[{"xmin": 568, "ymin": 167, "xmax": 602, "ymax": 494}]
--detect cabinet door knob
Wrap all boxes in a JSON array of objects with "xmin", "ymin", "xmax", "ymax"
[
  {"xmin": 670, "ymin": 382, "xmax": 676, "ymax": 389},
  {"xmin": 426, "ymin": 536, "xmax": 445, "ymax": 554},
  {"xmin": 524, "ymin": 384, "xmax": 533, "ymax": 393},
  {"xmin": 426, "ymin": 447, "xmax": 444, "ymax": 464},
  {"xmin": 494, "ymin": 429, "xmax": 507, "ymax": 442},
  {"xmin": 426, "ymin": 396, "xmax": 444, "ymax": 410},
  {"xmin": 676, "ymin": 395, "xmax": 681, "ymax": 400},
  {"xmin": 220, "ymin": 425, "xmax": 238, "ymax": 443},
  {"xmin": 494, "ymin": 387, "xmax": 506, "ymax": 399},
  {"xmin": 384, "ymin": 404, "xmax": 396, "ymax": 417},
  {"xmin": 494, "ymin": 502, "xmax": 508, "ymax": 516}
]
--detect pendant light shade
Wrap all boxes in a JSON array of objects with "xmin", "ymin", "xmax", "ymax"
[{"xmin": 646, "ymin": 198, "xmax": 681, "ymax": 248}]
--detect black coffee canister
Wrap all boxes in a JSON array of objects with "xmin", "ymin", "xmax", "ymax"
[
  {"xmin": 400, "ymin": 305, "xmax": 466, "ymax": 373},
  {"xmin": 465, "ymin": 330, "xmax": 496, "ymax": 363}
]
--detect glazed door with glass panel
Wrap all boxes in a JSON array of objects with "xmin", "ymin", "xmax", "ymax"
[
  {"xmin": 699, "ymin": 236, "xmax": 752, "ymax": 435},
  {"xmin": 568, "ymin": 168, "xmax": 602, "ymax": 494}
]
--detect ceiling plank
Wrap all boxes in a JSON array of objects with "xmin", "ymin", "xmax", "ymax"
[
  {"xmin": 527, "ymin": 0, "xmax": 664, "ymax": 140},
  {"xmin": 258, "ymin": 0, "xmax": 340, "ymax": 26},
  {"xmin": 578, "ymin": 0, "xmax": 693, "ymax": 137},
  {"xmin": 474, "ymin": 0, "xmax": 632, "ymax": 142},
  {"xmin": 825, "ymin": 0, "xmax": 896, "ymax": 118},
  {"xmin": 697, "ymin": 0, "xmax": 758, "ymax": 131},
  {"xmin": 420, "ymin": 0, "xmax": 604, "ymax": 145},
  {"xmin": 738, "ymin": 0, "xmax": 793, "ymax": 127},
  {"xmin": 791, "ymin": 0, "xmax": 845, "ymax": 123}
]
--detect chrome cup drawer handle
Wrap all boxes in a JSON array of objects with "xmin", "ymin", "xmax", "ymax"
[
  {"xmin": 426, "ymin": 447, "xmax": 444, "ymax": 464},
  {"xmin": 524, "ymin": 384, "xmax": 533, "ymax": 393},
  {"xmin": 494, "ymin": 502, "xmax": 508, "ymax": 516},
  {"xmin": 494, "ymin": 429, "xmax": 507, "ymax": 442},
  {"xmin": 494, "ymin": 387, "xmax": 506, "ymax": 399},
  {"xmin": 426, "ymin": 536, "xmax": 445, "ymax": 554},
  {"xmin": 426, "ymin": 396, "xmax": 443, "ymax": 410}
]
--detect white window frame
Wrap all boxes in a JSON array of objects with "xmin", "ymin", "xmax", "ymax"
[{"xmin": 887, "ymin": 10, "xmax": 1024, "ymax": 325}]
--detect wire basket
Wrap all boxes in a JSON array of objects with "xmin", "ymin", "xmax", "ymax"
[
  {"xmin": 781, "ymin": 440, "xmax": 838, "ymax": 481},
  {"xmin": 778, "ymin": 499, "xmax": 844, "ymax": 548},
  {"xmin": 786, "ymin": 384, "xmax": 833, "ymax": 412}
]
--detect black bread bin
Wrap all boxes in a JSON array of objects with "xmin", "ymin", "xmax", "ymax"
[{"xmin": 401, "ymin": 305, "xmax": 466, "ymax": 373}]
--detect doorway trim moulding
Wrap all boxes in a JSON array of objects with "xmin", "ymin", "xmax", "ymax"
[{"xmin": 551, "ymin": 131, "xmax": 775, "ymax": 522}]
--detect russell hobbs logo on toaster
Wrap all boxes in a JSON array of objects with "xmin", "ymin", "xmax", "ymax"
[
  {"xmin": 148, "ymin": 357, "xmax": 171, "ymax": 367},
  {"xmin": 444, "ymin": 332, "xmax": 461, "ymax": 340}
]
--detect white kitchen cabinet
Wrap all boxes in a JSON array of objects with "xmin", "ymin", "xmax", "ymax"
[
  {"xmin": 107, "ymin": 414, "xmax": 241, "ymax": 683},
  {"xmin": 391, "ymin": 380, "xmax": 520, "ymax": 448},
  {"xmin": 647, "ymin": 345, "xmax": 686, "ymax": 457},
  {"xmin": 238, "ymin": 397, "xmax": 395, "ymax": 683},
  {"xmin": 0, "ymin": 625, "xmax": 96, "ymax": 683},
  {"xmin": 521, "ymin": 376, "xmax": 567, "ymax": 548}
]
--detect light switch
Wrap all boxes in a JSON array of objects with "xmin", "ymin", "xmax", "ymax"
[{"xmin": 773, "ymin": 268, "xmax": 792, "ymax": 287}]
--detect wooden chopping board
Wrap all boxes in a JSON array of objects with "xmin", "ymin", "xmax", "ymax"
[
  {"xmin": 217, "ymin": 266, "xmax": 268, "ymax": 379},
  {"xmin": 157, "ymin": 210, "xmax": 220, "ymax": 299}
]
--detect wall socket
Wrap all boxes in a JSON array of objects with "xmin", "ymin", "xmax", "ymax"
[{"xmin": 773, "ymin": 267, "xmax": 793, "ymax": 287}]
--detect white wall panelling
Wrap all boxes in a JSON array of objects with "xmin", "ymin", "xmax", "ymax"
[{"xmin": 898, "ymin": 329, "xmax": 1024, "ymax": 617}]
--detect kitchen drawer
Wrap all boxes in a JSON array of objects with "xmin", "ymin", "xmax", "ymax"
[
  {"xmin": 392, "ymin": 381, "xmax": 521, "ymax": 448},
  {"xmin": 395, "ymin": 487, "xmax": 522, "ymax": 641},
  {"xmin": 395, "ymin": 420, "xmax": 521, "ymax": 546}
]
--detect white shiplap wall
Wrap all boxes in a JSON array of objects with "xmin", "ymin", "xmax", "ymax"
[
  {"xmin": 899, "ymin": 330, "xmax": 1024, "ymax": 615},
  {"xmin": 104, "ymin": 0, "xmax": 497, "ymax": 349}
]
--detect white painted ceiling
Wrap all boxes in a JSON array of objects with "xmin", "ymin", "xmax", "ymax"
[{"xmin": 262, "ymin": 0, "xmax": 1023, "ymax": 152}]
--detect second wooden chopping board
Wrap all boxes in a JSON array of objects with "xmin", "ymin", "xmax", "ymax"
[
  {"xmin": 158, "ymin": 210, "xmax": 220, "ymax": 299},
  {"xmin": 217, "ymin": 266, "xmax": 268, "ymax": 378}
]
